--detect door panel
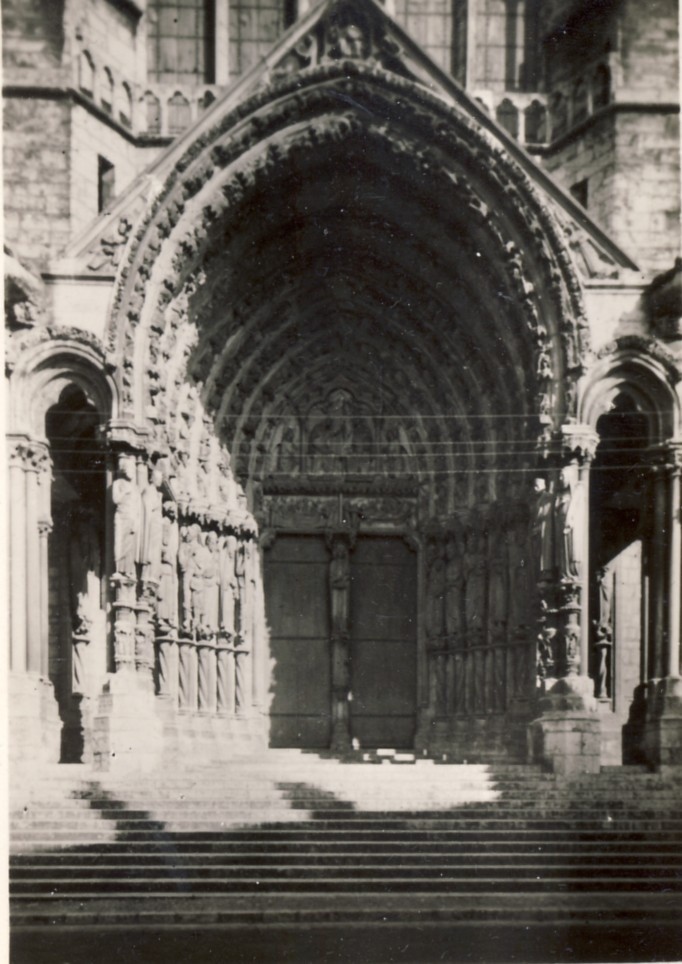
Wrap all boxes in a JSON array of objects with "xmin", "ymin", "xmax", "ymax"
[
  {"xmin": 265, "ymin": 532, "xmax": 418, "ymax": 750},
  {"xmin": 349, "ymin": 537, "xmax": 417, "ymax": 747},
  {"xmin": 265, "ymin": 536, "xmax": 331, "ymax": 747}
]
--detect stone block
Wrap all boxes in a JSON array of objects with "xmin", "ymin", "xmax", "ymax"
[
  {"xmin": 528, "ymin": 710, "xmax": 601, "ymax": 775},
  {"xmin": 92, "ymin": 671, "xmax": 165, "ymax": 773},
  {"xmin": 9, "ymin": 673, "xmax": 61, "ymax": 770}
]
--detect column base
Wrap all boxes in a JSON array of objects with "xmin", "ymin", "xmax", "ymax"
[
  {"xmin": 528, "ymin": 676, "xmax": 601, "ymax": 776},
  {"xmin": 641, "ymin": 677, "xmax": 682, "ymax": 766},
  {"xmin": 92, "ymin": 670, "xmax": 165, "ymax": 773},
  {"xmin": 9, "ymin": 673, "xmax": 61, "ymax": 769}
]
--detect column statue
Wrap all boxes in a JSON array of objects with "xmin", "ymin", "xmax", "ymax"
[
  {"xmin": 593, "ymin": 565, "xmax": 614, "ymax": 698},
  {"xmin": 203, "ymin": 531, "xmax": 221, "ymax": 635},
  {"xmin": 531, "ymin": 477, "xmax": 554, "ymax": 579},
  {"xmin": 157, "ymin": 501, "xmax": 179, "ymax": 632},
  {"xmin": 330, "ymin": 539, "xmax": 351, "ymax": 638},
  {"xmin": 444, "ymin": 532, "xmax": 464, "ymax": 641},
  {"xmin": 177, "ymin": 525, "xmax": 194, "ymax": 633},
  {"xmin": 464, "ymin": 525, "xmax": 486, "ymax": 641},
  {"xmin": 555, "ymin": 463, "xmax": 585, "ymax": 581},
  {"xmin": 112, "ymin": 454, "xmax": 142, "ymax": 577},
  {"xmin": 139, "ymin": 466, "xmax": 164, "ymax": 583},
  {"xmin": 219, "ymin": 533, "xmax": 238, "ymax": 637}
]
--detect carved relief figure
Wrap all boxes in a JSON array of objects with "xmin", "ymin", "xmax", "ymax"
[
  {"xmin": 139, "ymin": 467, "xmax": 164, "ymax": 583},
  {"xmin": 444, "ymin": 532, "xmax": 465, "ymax": 640},
  {"xmin": 203, "ymin": 531, "xmax": 221, "ymax": 635},
  {"xmin": 464, "ymin": 525, "xmax": 487, "ymax": 640},
  {"xmin": 555, "ymin": 464, "xmax": 585, "ymax": 581},
  {"xmin": 190, "ymin": 526, "xmax": 208, "ymax": 632},
  {"xmin": 532, "ymin": 477, "xmax": 554, "ymax": 577},
  {"xmin": 157, "ymin": 501, "xmax": 179, "ymax": 631},
  {"xmin": 488, "ymin": 529, "xmax": 508, "ymax": 640},
  {"xmin": 425, "ymin": 540, "xmax": 446, "ymax": 641},
  {"xmin": 112, "ymin": 454, "xmax": 142, "ymax": 577},
  {"xmin": 593, "ymin": 565, "xmax": 614, "ymax": 698},
  {"xmin": 177, "ymin": 525, "xmax": 194, "ymax": 632},
  {"xmin": 69, "ymin": 508, "xmax": 101, "ymax": 637},
  {"xmin": 275, "ymin": 424, "xmax": 299, "ymax": 475},
  {"xmin": 330, "ymin": 539, "xmax": 351, "ymax": 638},
  {"xmin": 219, "ymin": 533, "xmax": 239, "ymax": 637}
]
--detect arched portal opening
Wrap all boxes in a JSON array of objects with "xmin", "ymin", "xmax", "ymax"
[
  {"xmin": 106, "ymin": 63, "xmax": 587, "ymax": 760},
  {"xmin": 582, "ymin": 351, "xmax": 680, "ymax": 764},
  {"xmin": 45, "ymin": 385, "xmax": 107, "ymax": 762},
  {"xmin": 589, "ymin": 393, "xmax": 650, "ymax": 760}
]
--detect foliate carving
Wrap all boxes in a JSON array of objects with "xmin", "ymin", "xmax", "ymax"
[
  {"xmin": 560, "ymin": 219, "xmax": 620, "ymax": 280},
  {"xmin": 87, "ymin": 217, "xmax": 133, "ymax": 272}
]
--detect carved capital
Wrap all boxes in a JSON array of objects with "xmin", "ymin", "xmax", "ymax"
[{"xmin": 558, "ymin": 423, "xmax": 599, "ymax": 464}]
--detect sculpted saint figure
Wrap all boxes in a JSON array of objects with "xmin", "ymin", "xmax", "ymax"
[
  {"xmin": 464, "ymin": 526, "xmax": 486, "ymax": 638},
  {"xmin": 112, "ymin": 454, "xmax": 141, "ymax": 577},
  {"xmin": 157, "ymin": 502, "xmax": 179, "ymax": 630},
  {"xmin": 203, "ymin": 531, "xmax": 221, "ymax": 634},
  {"xmin": 70, "ymin": 508, "xmax": 101, "ymax": 636},
  {"xmin": 177, "ymin": 525, "xmax": 194, "ymax": 632},
  {"xmin": 189, "ymin": 526, "xmax": 208, "ymax": 631},
  {"xmin": 329, "ymin": 540, "xmax": 351, "ymax": 638},
  {"xmin": 426, "ymin": 541, "xmax": 446, "ymax": 641},
  {"xmin": 532, "ymin": 477, "xmax": 554, "ymax": 577},
  {"xmin": 219, "ymin": 534, "xmax": 238, "ymax": 636},
  {"xmin": 444, "ymin": 532, "xmax": 464, "ymax": 639},
  {"xmin": 139, "ymin": 466, "xmax": 164, "ymax": 582},
  {"xmin": 555, "ymin": 464, "xmax": 585, "ymax": 581}
]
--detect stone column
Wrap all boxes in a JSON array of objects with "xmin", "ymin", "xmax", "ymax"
[
  {"xmin": 216, "ymin": 636, "xmax": 236, "ymax": 715},
  {"xmin": 642, "ymin": 444, "xmax": 682, "ymax": 765},
  {"xmin": 528, "ymin": 427, "xmax": 602, "ymax": 776},
  {"xmin": 329, "ymin": 536, "xmax": 352, "ymax": 752},
  {"xmin": 8, "ymin": 438, "xmax": 29, "ymax": 673},
  {"xmin": 7, "ymin": 435, "xmax": 62, "ymax": 767}
]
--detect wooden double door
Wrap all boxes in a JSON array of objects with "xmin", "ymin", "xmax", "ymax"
[{"xmin": 265, "ymin": 534, "xmax": 417, "ymax": 748}]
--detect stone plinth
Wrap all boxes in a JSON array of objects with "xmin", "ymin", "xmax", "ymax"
[
  {"xmin": 91, "ymin": 670, "xmax": 165, "ymax": 773},
  {"xmin": 528, "ymin": 677, "xmax": 601, "ymax": 775},
  {"xmin": 9, "ymin": 673, "xmax": 61, "ymax": 768},
  {"xmin": 642, "ymin": 677, "xmax": 682, "ymax": 766}
]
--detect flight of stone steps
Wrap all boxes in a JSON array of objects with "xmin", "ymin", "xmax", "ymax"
[{"xmin": 10, "ymin": 751, "xmax": 682, "ymax": 931}]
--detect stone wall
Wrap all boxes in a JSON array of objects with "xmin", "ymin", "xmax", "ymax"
[
  {"xmin": 3, "ymin": 98, "xmax": 72, "ymax": 269},
  {"xmin": 540, "ymin": 0, "xmax": 680, "ymax": 275},
  {"xmin": 69, "ymin": 105, "xmax": 144, "ymax": 237}
]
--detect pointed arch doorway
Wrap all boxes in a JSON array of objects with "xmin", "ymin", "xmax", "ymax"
[{"xmin": 259, "ymin": 385, "xmax": 421, "ymax": 751}]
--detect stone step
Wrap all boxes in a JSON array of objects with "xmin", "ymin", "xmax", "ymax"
[
  {"xmin": 12, "ymin": 857, "xmax": 682, "ymax": 877},
  {"xmin": 11, "ymin": 875, "xmax": 682, "ymax": 895},
  {"xmin": 12, "ymin": 839, "xmax": 682, "ymax": 857},
  {"xmin": 10, "ymin": 890, "xmax": 682, "ymax": 928},
  {"xmin": 13, "ymin": 827, "xmax": 682, "ymax": 845},
  {"xmin": 12, "ymin": 810, "xmax": 682, "ymax": 840}
]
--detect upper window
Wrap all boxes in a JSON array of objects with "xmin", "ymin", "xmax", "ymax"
[{"xmin": 147, "ymin": 0, "xmax": 215, "ymax": 84}]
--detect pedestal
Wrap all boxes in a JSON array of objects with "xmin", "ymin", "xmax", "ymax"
[
  {"xmin": 528, "ymin": 676, "xmax": 601, "ymax": 775},
  {"xmin": 9, "ymin": 673, "xmax": 61, "ymax": 770},
  {"xmin": 92, "ymin": 669, "xmax": 165, "ymax": 772},
  {"xmin": 641, "ymin": 677, "xmax": 682, "ymax": 766}
]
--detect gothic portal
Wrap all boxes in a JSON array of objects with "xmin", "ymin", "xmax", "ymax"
[{"xmin": 5, "ymin": 0, "xmax": 682, "ymax": 775}]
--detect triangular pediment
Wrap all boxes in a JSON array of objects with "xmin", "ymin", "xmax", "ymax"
[{"xmin": 57, "ymin": 0, "xmax": 638, "ymax": 279}]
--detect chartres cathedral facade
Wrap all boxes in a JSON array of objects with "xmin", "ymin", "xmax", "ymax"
[{"xmin": 4, "ymin": 0, "xmax": 681, "ymax": 777}]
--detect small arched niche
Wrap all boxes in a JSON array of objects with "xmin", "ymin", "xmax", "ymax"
[{"xmin": 45, "ymin": 383, "xmax": 108, "ymax": 763}]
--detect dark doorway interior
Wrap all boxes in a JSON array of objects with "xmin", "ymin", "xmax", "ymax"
[{"xmin": 265, "ymin": 534, "xmax": 417, "ymax": 749}]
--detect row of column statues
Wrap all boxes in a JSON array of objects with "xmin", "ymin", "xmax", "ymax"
[{"xmin": 110, "ymin": 452, "xmax": 262, "ymax": 716}]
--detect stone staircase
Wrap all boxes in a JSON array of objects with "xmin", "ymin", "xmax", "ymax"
[{"xmin": 10, "ymin": 752, "xmax": 682, "ymax": 937}]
